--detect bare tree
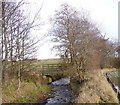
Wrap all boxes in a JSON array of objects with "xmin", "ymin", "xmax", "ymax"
[
  {"xmin": 51, "ymin": 3, "xmax": 112, "ymax": 80},
  {"xmin": 1, "ymin": 0, "xmax": 42, "ymax": 89}
]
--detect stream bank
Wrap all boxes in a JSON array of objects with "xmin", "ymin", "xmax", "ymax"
[{"xmin": 75, "ymin": 69, "xmax": 119, "ymax": 103}]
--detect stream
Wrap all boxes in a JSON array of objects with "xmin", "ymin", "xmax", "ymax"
[{"xmin": 45, "ymin": 77, "xmax": 74, "ymax": 105}]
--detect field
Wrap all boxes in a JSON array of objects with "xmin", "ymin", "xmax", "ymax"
[{"xmin": 34, "ymin": 58, "xmax": 63, "ymax": 65}]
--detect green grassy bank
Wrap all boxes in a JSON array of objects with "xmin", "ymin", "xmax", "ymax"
[{"xmin": 2, "ymin": 75, "xmax": 52, "ymax": 103}]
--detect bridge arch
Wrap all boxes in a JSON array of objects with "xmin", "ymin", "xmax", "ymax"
[
  {"xmin": 43, "ymin": 75, "xmax": 54, "ymax": 84},
  {"xmin": 45, "ymin": 74, "xmax": 54, "ymax": 79}
]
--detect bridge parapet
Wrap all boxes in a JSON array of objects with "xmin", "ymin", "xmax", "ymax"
[{"xmin": 40, "ymin": 64, "xmax": 64, "ymax": 76}]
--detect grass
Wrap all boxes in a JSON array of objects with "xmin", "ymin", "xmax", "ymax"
[
  {"xmin": 2, "ymin": 77, "xmax": 52, "ymax": 103},
  {"xmin": 73, "ymin": 69, "xmax": 119, "ymax": 103},
  {"xmin": 16, "ymin": 84, "xmax": 51, "ymax": 103}
]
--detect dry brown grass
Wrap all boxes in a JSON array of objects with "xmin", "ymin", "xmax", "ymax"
[
  {"xmin": 2, "ymin": 76, "xmax": 51, "ymax": 103},
  {"xmin": 75, "ymin": 69, "xmax": 119, "ymax": 103}
]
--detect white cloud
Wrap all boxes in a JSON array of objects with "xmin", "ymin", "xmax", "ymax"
[{"xmin": 28, "ymin": 0, "xmax": 119, "ymax": 59}]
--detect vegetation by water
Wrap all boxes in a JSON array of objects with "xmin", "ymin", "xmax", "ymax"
[
  {"xmin": 2, "ymin": 59, "xmax": 64, "ymax": 103},
  {"xmin": 2, "ymin": 60, "xmax": 53, "ymax": 103},
  {"xmin": 2, "ymin": 74, "xmax": 52, "ymax": 103},
  {"xmin": 74, "ymin": 69, "xmax": 119, "ymax": 103}
]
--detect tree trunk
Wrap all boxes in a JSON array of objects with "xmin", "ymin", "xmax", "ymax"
[{"xmin": 2, "ymin": 1, "xmax": 9, "ymax": 85}]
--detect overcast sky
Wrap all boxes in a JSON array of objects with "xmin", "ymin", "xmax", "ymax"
[{"xmin": 27, "ymin": 0, "xmax": 119, "ymax": 59}]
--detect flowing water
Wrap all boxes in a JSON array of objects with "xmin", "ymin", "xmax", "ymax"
[{"xmin": 45, "ymin": 77, "xmax": 74, "ymax": 105}]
